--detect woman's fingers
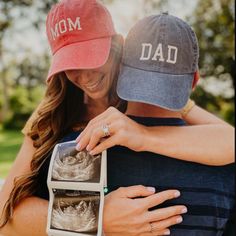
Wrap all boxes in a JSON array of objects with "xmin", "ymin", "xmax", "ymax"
[
  {"xmin": 86, "ymin": 123, "xmax": 119, "ymax": 152},
  {"xmin": 76, "ymin": 107, "xmax": 126, "ymax": 151},
  {"xmin": 76, "ymin": 120, "xmax": 110, "ymax": 151},
  {"xmin": 89, "ymin": 135, "xmax": 119, "ymax": 155},
  {"xmin": 116, "ymin": 185, "xmax": 156, "ymax": 199},
  {"xmin": 138, "ymin": 225, "xmax": 171, "ymax": 236},
  {"xmin": 146, "ymin": 205, "xmax": 187, "ymax": 223},
  {"xmin": 150, "ymin": 215, "xmax": 183, "ymax": 232},
  {"xmin": 141, "ymin": 190, "xmax": 181, "ymax": 209},
  {"xmin": 142, "ymin": 215, "xmax": 183, "ymax": 235}
]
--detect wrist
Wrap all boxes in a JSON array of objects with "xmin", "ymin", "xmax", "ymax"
[
  {"xmin": 181, "ymin": 99, "xmax": 195, "ymax": 118},
  {"xmin": 139, "ymin": 126, "xmax": 161, "ymax": 152}
]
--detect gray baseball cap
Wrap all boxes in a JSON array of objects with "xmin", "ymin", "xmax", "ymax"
[{"xmin": 117, "ymin": 13, "xmax": 199, "ymax": 111}]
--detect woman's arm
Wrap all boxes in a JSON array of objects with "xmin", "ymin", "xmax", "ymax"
[
  {"xmin": 142, "ymin": 111, "xmax": 234, "ymax": 166},
  {"xmin": 0, "ymin": 136, "xmax": 48, "ymax": 236},
  {"xmin": 76, "ymin": 106, "xmax": 234, "ymax": 166},
  {"xmin": 0, "ymin": 197, "xmax": 48, "ymax": 236},
  {"xmin": 183, "ymin": 103, "xmax": 231, "ymax": 126}
]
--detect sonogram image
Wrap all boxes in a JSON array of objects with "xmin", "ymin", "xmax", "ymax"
[
  {"xmin": 51, "ymin": 190, "xmax": 100, "ymax": 234},
  {"xmin": 52, "ymin": 145, "xmax": 101, "ymax": 182}
]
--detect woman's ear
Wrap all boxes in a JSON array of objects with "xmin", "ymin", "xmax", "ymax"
[{"xmin": 192, "ymin": 71, "xmax": 200, "ymax": 90}]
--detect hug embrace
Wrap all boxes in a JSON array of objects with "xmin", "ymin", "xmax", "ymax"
[{"xmin": 0, "ymin": 0, "xmax": 235, "ymax": 236}]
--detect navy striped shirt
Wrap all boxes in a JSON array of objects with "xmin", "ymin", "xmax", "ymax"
[
  {"xmin": 34, "ymin": 117, "xmax": 235, "ymax": 236},
  {"xmin": 107, "ymin": 117, "xmax": 235, "ymax": 236}
]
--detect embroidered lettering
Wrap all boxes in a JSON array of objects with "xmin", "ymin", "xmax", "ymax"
[
  {"xmin": 166, "ymin": 45, "xmax": 178, "ymax": 64},
  {"xmin": 152, "ymin": 43, "xmax": 165, "ymax": 62},
  {"xmin": 139, "ymin": 43, "xmax": 178, "ymax": 64},
  {"xmin": 68, "ymin": 17, "xmax": 82, "ymax": 31},
  {"xmin": 140, "ymin": 43, "xmax": 153, "ymax": 60},
  {"xmin": 51, "ymin": 17, "xmax": 82, "ymax": 40}
]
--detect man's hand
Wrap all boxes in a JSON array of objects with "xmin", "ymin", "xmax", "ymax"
[{"xmin": 103, "ymin": 185, "xmax": 187, "ymax": 236}]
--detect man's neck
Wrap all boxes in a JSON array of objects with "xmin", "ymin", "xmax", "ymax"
[{"xmin": 126, "ymin": 102, "xmax": 182, "ymax": 119}]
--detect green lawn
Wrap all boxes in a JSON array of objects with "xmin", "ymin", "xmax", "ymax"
[{"xmin": 0, "ymin": 130, "xmax": 23, "ymax": 178}]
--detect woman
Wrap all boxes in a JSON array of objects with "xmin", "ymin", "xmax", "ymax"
[{"xmin": 0, "ymin": 0, "xmax": 234, "ymax": 235}]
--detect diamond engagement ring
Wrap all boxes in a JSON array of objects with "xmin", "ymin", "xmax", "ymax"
[{"xmin": 102, "ymin": 124, "xmax": 110, "ymax": 137}]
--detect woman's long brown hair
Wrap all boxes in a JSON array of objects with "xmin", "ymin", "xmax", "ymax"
[{"xmin": 0, "ymin": 35, "xmax": 125, "ymax": 227}]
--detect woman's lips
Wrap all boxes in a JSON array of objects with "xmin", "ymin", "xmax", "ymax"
[{"xmin": 85, "ymin": 76, "xmax": 105, "ymax": 91}]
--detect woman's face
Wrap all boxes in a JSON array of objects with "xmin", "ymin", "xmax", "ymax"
[{"xmin": 65, "ymin": 54, "xmax": 113, "ymax": 101}]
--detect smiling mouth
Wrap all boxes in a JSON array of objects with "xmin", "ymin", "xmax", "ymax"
[{"xmin": 85, "ymin": 76, "xmax": 105, "ymax": 90}]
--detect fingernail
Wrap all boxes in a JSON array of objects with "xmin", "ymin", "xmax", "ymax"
[
  {"xmin": 177, "ymin": 216, "xmax": 183, "ymax": 224},
  {"xmin": 76, "ymin": 135, "xmax": 81, "ymax": 142},
  {"xmin": 182, "ymin": 207, "xmax": 188, "ymax": 214},
  {"xmin": 76, "ymin": 144, "xmax": 81, "ymax": 151},
  {"xmin": 147, "ymin": 187, "xmax": 156, "ymax": 193},
  {"xmin": 174, "ymin": 191, "xmax": 181, "ymax": 198},
  {"xmin": 164, "ymin": 230, "xmax": 170, "ymax": 235},
  {"xmin": 90, "ymin": 150, "xmax": 95, "ymax": 156},
  {"xmin": 86, "ymin": 145, "xmax": 90, "ymax": 151}
]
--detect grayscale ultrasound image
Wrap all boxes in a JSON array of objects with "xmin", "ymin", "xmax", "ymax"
[
  {"xmin": 51, "ymin": 190, "xmax": 100, "ymax": 234},
  {"xmin": 52, "ymin": 147, "xmax": 101, "ymax": 182}
]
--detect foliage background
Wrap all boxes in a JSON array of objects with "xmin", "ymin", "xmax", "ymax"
[
  {"xmin": 0, "ymin": 0, "xmax": 234, "ymax": 130},
  {"xmin": 0, "ymin": 0, "xmax": 235, "ymax": 176}
]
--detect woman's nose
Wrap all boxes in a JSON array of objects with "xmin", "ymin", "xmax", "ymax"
[{"xmin": 80, "ymin": 70, "xmax": 96, "ymax": 82}]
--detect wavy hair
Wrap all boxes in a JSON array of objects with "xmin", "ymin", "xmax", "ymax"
[{"xmin": 0, "ymin": 35, "xmax": 125, "ymax": 227}]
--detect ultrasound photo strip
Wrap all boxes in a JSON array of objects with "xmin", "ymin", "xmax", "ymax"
[{"xmin": 47, "ymin": 141, "xmax": 107, "ymax": 236}]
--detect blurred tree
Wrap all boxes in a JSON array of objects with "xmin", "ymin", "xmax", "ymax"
[
  {"xmin": 0, "ymin": 0, "xmax": 33, "ymax": 122},
  {"xmin": 0, "ymin": 0, "xmax": 55, "ymax": 125},
  {"xmin": 1, "ymin": 53, "xmax": 48, "ymax": 129},
  {"xmin": 190, "ymin": 0, "xmax": 235, "ymax": 125}
]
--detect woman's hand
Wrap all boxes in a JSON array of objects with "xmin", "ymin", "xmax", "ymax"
[
  {"xmin": 76, "ymin": 107, "xmax": 146, "ymax": 155},
  {"xmin": 103, "ymin": 185, "xmax": 187, "ymax": 236}
]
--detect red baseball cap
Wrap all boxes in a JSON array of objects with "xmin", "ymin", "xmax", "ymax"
[{"xmin": 46, "ymin": 0, "xmax": 116, "ymax": 81}]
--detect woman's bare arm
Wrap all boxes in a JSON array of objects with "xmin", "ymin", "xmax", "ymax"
[
  {"xmin": 141, "ymin": 105, "xmax": 234, "ymax": 165},
  {"xmin": 142, "ymin": 114, "xmax": 234, "ymax": 166},
  {"xmin": 0, "ymin": 197, "xmax": 48, "ymax": 236},
  {"xmin": 184, "ymin": 105, "xmax": 232, "ymax": 126},
  {"xmin": 0, "ymin": 136, "xmax": 48, "ymax": 236},
  {"xmin": 76, "ymin": 106, "xmax": 234, "ymax": 166}
]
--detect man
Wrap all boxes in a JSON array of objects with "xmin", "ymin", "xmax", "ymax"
[
  {"xmin": 106, "ymin": 13, "xmax": 235, "ymax": 236},
  {"xmin": 75, "ymin": 11, "xmax": 234, "ymax": 235}
]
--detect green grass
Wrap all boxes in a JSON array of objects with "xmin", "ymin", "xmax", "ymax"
[{"xmin": 0, "ymin": 130, "xmax": 23, "ymax": 178}]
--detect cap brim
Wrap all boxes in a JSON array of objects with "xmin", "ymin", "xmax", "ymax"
[
  {"xmin": 117, "ymin": 65, "xmax": 194, "ymax": 111},
  {"xmin": 47, "ymin": 37, "xmax": 112, "ymax": 81}
]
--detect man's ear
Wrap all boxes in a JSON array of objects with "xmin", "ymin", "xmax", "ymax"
[{"xmin": 192, "ymin": 71, "xmax": 200, "ymax": 90}]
